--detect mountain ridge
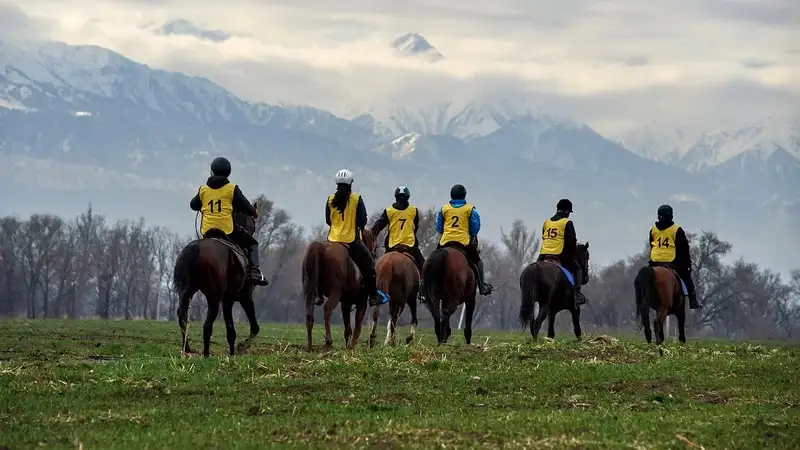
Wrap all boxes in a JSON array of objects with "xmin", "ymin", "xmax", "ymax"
[{"xmin": 1, "ymin": 38, "xmax": 797, "ymax": 272}]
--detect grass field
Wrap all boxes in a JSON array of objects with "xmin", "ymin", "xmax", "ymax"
[{"xmin": 0, "ymin": 319, "xmax": 798, "ymax": 449}]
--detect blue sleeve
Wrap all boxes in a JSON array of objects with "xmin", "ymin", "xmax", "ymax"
[
  {"xmin": 356, "ymin": 197, "xmax": 368, "ymax": 229},
  {"xmin": 434, "ymin": 209, "xmax": 444, "ymax": 234},
  {"xmin": 469, "ymin": 207, "xmax": 481, "ymax": 237}
]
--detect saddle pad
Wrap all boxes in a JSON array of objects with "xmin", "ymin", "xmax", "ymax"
[
  {"xmin": 672, "ymin": 271, "xmax": 688, "ymax": 296},
  {"xmin": 542, "ymin": 261, "xmax": 575, "ymax": 286},
  {"xmin": 209, "ymin": 238, "xmax": 249, "ymax": 272}
]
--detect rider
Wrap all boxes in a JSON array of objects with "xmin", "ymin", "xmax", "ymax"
[
  {"xmin": 648, "ymin": 204, "xmax": 701, "ymax": 309},
  {"xmin": 370, "ymin": 186, "xmax": 426, "ymax": 298},
  {"xmin": 434, "ymin": 184, "xmax": 494, "ymax": 296},
  {"xmin": 189, "ymin": 157, "xmax": 268, "ymax": 286},
  {"xmin": 325, "ymin": 169, "xmax": 383, "ymax": 307},
  {"xmin": 537, "ymin": 199, "xmax": 586, "ymax": 305}
]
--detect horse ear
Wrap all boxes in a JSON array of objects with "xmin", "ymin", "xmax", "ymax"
[{"xmin": 585, "ymin": 241, "xmax": 589, "ymax": 249}]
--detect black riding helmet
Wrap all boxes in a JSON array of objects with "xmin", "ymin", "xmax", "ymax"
[
  {"xmin": 450, "ymin": 184, "xmax": 467, "ymax": 200},
  {"xmin": 556, "ymin": 198, "xmax": 573, "ymax": 213},
  {"xmin": 210, "ymin": 157, "xmax": 231, "ymax": 177},
  {"xmin": 394, "ymin": 185, "xmax": 410, "ymax": 201},
  {"xmin": 657, "ymin": 204, "xmax": 673, "ymax": 222}
]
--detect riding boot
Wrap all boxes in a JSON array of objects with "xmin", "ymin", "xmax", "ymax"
[
  {"xmin": 682, "ymin": 271, "xmax": 700, "ymax": 309},
  {"xmin": 474, "ymin": 259, "xmax": 493, "ymax": 296},
  {"xmin": 247, "ymin": 243, "xmax": 268, "ymax": 286},
  {"xmin": 574, "ymin": 269, "xmax": 586, "ymax": 306},
  {"xmin": 366, "ymin": 274, "xmax": 385, "ymax": 307}
]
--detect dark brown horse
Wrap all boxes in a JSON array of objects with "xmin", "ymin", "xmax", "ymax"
[
  {"xmin": 634, "ymin": 264, "xmax": 687, "ymax": 347},
  {"xmin": 370, "ymin": 245, "xmax": 420, "ymax": 347},
  {"xmin": 518, "ymin": 243, "xmax": 590, "ymax": 340},
  {"xmin": 421, "ymin": 245, "xmax": 476, "ymax": 345},
  {"xmin": 172, "ymin": 210, "xmax": 260, "ymax": 357},
  {"xmin": 301, "ymin": 229, "xmax": 376, "ymax": 350}
]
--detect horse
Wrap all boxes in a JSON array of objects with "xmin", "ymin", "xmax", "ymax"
[
  {"xmin": 634, "ymin": 264, "xmax": 687, "ymax": 347},
  {"xmin": 421, "ymin": 244, "xmax": 477, "ymax": 345},
  {"xmin": 172, "ymin": 210, "xmax": 261, "ymax": 357},
  {"xmin": 301, "ymin": 229, "xmax": 377, "ymax": 351},
  {"xmin": 518, "ymin": 243, "xmax": 591, "ymax": 341},
  {"xmin": 369, "ymin": 244, "xmax": 420, "ymax": 347}
]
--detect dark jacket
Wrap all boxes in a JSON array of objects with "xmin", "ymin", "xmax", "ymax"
[
  {"xmin": 372, "ymin": 201, "xmax": 420, "ymax": 248},
  {"xmin": 543, "ymin": 211, "xmax": 576, "ymax": 259},
  {"xmin": 649, "ymin": 220, "xmax": 691, "ymax": 270},
  {"xmin": 189, "ymin": 176, "xmax": 257, "ymax": 217},
  {"xmin": 325, "ymin": 194, "xmax": 368, "ymax": 235}
]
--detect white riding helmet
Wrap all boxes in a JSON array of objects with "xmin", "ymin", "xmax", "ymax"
[{"xmin": 334, "ymin": 169, "xmax": 354, "ymax": 185}]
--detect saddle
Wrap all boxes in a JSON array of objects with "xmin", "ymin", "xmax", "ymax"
[
  {"xmin": 203, "ymin": 229, "xmax": 250, "ymax": 275},
  {"xmin": 540, "ymin": 257, "xmax": 576, "ymax": 287},
  {"xmin": 660, "ymin": 265, "xmax": 689, "ymax": 296},
  {"xmin": 388, "ymin": 244, "xmax": 415, "ymax": 262}
]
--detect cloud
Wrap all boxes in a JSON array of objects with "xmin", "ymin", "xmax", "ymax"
[{"xmin": 4, "ymin": 0, "xmax": 799, "ymax": 133}]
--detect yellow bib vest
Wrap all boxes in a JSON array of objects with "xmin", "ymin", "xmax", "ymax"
[
  {"xmin": 439, "ymin": 203, "xmax": 473, "ymax": 246},
  {"xmin": 540, "ymin": 217, "xmax": 569, "ymax": 255},
  {"xmin": 650, "ymin": 223, "xmax": 679, "ymax": 262},
  {"xmin": 199, "ymin": 183, "xmax": 236, "ymax": 235},
  {"xmin": 387, "ymin": 205, "xmax": 417, "ymax": 248},
  {"xmin": 327, "ymin": 193, "xmax": 361, "ymax": 243}
]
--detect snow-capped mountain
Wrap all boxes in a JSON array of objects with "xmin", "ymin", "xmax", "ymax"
[
  {"xmin": 615, "ymin": 117, "xmax": 800, "ymax": 171},
  {"xmin": 389, "ymin": 33, "xmax": 444, "ymax": 62},
  {"xmin": 1, "ymin": 39, "xmax": 797, "ymax": 271}
]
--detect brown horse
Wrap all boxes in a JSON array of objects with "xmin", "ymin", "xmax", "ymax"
[
  {"xmin": 634, "ymin": 264, "xmax": 687, "ymax": 347},
  {"xmin": 518, "ymin": 243, "xmax": 590, "ymax": 340},
  {"xmin": 301, "ymin": 229, "xmax": 377, "ymax": 350},
  {"xmin": 172, "ymin": 210, "xmax": 260, "ymax": 357},
  {"xmin": 370, "ymin": 245, "xmax": 420, "ymax": 347},
  {"xmin": 421, "ymin": 245, "xmax": 476, "ymax": 345}
]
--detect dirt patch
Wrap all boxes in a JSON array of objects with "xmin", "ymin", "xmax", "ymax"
[
  {"xmin": 607, "ymin": 378, "xmax": 679, "ymax": 395},
  {"xmin": 690, "ymin": 391, "xmax": 731, "ymax": 405}
]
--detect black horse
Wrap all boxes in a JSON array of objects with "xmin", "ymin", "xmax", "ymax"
[
  {"xmin": 172, "ymin": 209, "xmax": 261, "ymax": 357},
  {"xmin": 518, "ymin": 243, "xmax": 590, "ymax": 340}
]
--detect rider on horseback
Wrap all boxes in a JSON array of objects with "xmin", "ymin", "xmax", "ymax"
[
  {"xmin": 325, "ymin": 169, "xmax": 383, "ymax": 307},
  {"xmin": 189, "ymin": 157, "xmax": 268, "ymax": 286},
  {"xmin": 434, "ymin": 184, "xmax": 494, "ymax": 296},
  {"xmin": 648, "ymin": 204, "xmax": 701, "ymax": 309},
  {"xmin": 537, "ymin": 199, "xmax": 587, "ymax": 305},
  {"xmin": 370, "ymin": 185, "xmax": 426, "ymax": 299}
]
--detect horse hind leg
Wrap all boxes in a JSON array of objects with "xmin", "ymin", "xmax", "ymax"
[
  {"xmin": 463, "ymin": 292, "xmax": 476, "ymax": 345},
  {"xmin": 570, "ymin": 306, "xmax": 582, "ymax": 342},
  {"xmin": 202, "ymin": 296, "xmax": 222, "ymax": 357},
  {"xmin": 369, "ymin": 304, "xmax": 380, "ymax": 348},
  {"xmin": 350, "ymin": 302, "xmax": 368, "ymax": 350},
  {"xmin": 531, "ymin": 302, "xmax": 548, "ymax": 340},
  {"xmin": 406, "ymin": 291, "xmax": 418, "ymax": 345},
  {"xmin": 177, "ymin": 289, "xmax": 196, "ymax": 354},
  {"xmin": 222, "ymin": 298, "xmax": 237, "ymax": 356}
]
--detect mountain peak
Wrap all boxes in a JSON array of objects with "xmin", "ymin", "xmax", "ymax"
[{"xmin": 389, "ymin": 33, "xmax": 444, "ymax": 62}]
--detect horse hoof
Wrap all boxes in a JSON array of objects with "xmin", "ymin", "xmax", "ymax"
[{"xmin": 405, "ymin": 336, "xmax": 414, "ymax": 345}]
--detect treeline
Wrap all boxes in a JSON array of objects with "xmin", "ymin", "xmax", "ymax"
[{"xmin": 1, "ymin": 196, "xmax": 798, "ymax": 340}]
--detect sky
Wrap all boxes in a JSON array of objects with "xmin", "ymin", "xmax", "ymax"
[{"xmin": 1, "ymin": 0, "xmax": 799, "ymax": 135}]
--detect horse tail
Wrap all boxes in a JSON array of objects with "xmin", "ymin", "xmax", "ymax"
[
  {"xmin": 173, "ymin": 241, "xmax": 201, "ymax": 297},
  {"xmin": 303, "ymin": 242, "xmax": 325, "ymax": 310},
  {"xmin": 422, "ymin": 247, "xmax": 448, "ymax": 307},
  {"xmin": 518, "ymin": 263, "xmax": 539, "ymax": 328},
  {"xmin": 634, "ymin": 266, "xmax": 656, "ymax": 331}
]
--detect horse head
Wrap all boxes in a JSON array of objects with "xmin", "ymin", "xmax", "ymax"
[{"xmin": 576, "ymin": 241, "xmax": 590, "ymax": 283}]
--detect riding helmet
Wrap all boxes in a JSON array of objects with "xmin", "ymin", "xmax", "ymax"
[
  {"xmin": 394, "ymin": 185, "xmax": 410, "ymax": 200},
  {"xmin": 335, "ymin": 169, "xmax": 354, "ymax": 185},
  {"xmin": 556, "ymin": 198, "xmax": 573, "ymax": 213},
  {"xmin": 657, "ymin": 204, "xmax": 673, "ymax": 221},
  {"xmin": 210, "ymin": 157, "xmax": 231, "ymax": 177},
  {"xmin": 450, "ymin": 184, "xmax": 467, "ymax": 200}
]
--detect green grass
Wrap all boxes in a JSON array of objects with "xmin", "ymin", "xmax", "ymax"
[{"xmin": 0, "ymin": 319, "xmax": 798, "ymax": 449}]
